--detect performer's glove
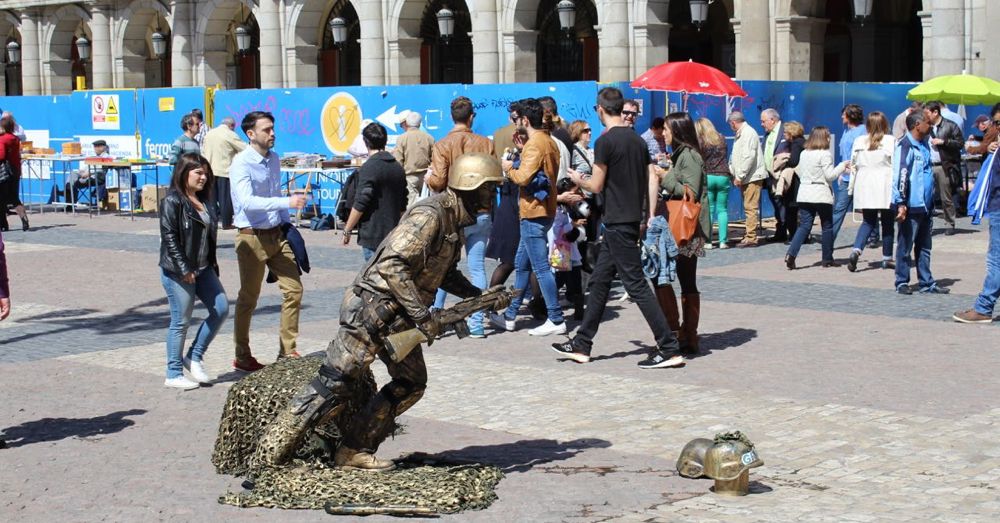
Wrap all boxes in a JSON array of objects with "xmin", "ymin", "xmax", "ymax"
[{"xmin": 416, "ymin": 313, "xmax": 442, "ymax": 346}]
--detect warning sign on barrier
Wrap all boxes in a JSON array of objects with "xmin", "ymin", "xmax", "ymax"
[{"xmin": 92, "ymin": 94, "xmax": 121, "ymax": 130}]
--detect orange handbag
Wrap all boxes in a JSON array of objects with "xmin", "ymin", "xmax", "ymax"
[{"xmin": 665, "ymin": 185, "xmax": 700, "ymax": 246}]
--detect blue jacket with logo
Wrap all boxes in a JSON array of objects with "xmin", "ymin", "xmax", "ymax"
[{"xmin": 892, "ymin": 133, "xmax": 935, "ymax": 213}]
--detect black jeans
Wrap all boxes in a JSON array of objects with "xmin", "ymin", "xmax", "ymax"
[
  {"xmin": 215, "ymin": 177, "xmax": 234, "ymax": 228},
  {"xmin": 573, "ymin": 222, "xmax": 678, "ymax": 355}
]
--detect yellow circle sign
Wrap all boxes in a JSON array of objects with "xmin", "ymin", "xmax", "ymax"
[{"xmin": 321, "ymin": 92, "xmax": 363, "ymax": 155}]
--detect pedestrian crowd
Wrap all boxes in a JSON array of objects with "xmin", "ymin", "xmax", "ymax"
[{"xmin": 7, "ymin": 91, "xmax": 997, "ymax": 390}]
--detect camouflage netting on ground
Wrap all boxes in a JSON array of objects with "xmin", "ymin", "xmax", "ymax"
[{"xmin": 212, "ymin": 354, "xmax": 503, "ymax": 513}]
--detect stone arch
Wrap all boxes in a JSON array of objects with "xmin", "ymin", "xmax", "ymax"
[
  {"xmin": 115, "ymin": 0, "xmax": 171, "ymax": 88},
  {"xmin": 42, "ymin": 4, "xmax": 91, "ymax": 94},
  {"xmin": 193, "ymin": 0, "xmax": 256, "ymax": 87},
  {"xmin": 0, "ymin": 11, "xmax": 19, "ymax": 96},
  {"xmin": 287, "ymin": 0, "xmax": 361, "ymax": 87}
]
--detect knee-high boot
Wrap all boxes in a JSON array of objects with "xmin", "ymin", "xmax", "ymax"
[
  {"xmin": 680, "ymin": 293, "xmax": 701, "ymax": 354},
  {"xmin": 655, "ymin": 285, "xmax": 681, "ymax": 337}
]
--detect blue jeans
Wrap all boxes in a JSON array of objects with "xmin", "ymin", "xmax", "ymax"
[
  {"xmin": 830, "ymin": 178, "xmax": 852, "ymax": 244},
  {"xmin": 160, "ymin": 268, "xmax": 229, "ymax": 379},
  {"xmin": 974, "ymin": 211, "xmax": 1000, "ymax": 315},
  {"xmin": 853, "ymin": 208, "xmax": 895, "ymax": 259},
  {"xmin": 895, "ymin": 211, "xmax": 935, "ymax": 289},
  {"xmin": 433, "ymin": 213, "xmax": 491, "ymax": 329},
  {"xmin": 787, "ymin": 203, "xmax": 834, "ymax": 261},
  {"xmin": 362, "ymin": 246, "xmax": 375, "ymax": 261},
  {"xmin": 504, "ymin": 217, "xmax": 563, "ymax": 324}
]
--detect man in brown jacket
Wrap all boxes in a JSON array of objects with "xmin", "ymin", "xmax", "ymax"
[
  {"xmin": 392, "ymin": 112, "xmax": 434, "ymax": 207},
  {"xmin": 426, "ymin": 97, "xmax": 494, "ymax": 192},
  {"xmin": 491, "ymin": 98, "xmax": 566, "ymax": 337}
]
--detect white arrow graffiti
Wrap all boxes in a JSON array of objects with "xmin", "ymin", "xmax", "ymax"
[{"xmin": 376, "ymin": 105, "xmax": 407, "ymax": 131}]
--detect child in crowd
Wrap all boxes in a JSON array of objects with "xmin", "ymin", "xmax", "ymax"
[{"xmin": 551, "ymin": 177, "xmax": 588, "ymax": 320}]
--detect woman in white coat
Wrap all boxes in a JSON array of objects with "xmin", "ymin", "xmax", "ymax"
[
  {"xmin": 785, "ymin": 126, "xmax": 842, "ymax": 270},
  {"xmin": 845, "ymin": 112, "xmax": 896, "ymax": 272}
]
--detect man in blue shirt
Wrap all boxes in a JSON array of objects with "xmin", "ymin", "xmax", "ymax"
[
  {"xmin": 230, "ymin": 111, "xmax": 308, "ymax": 372},
  {"xmin": 831, "ymin": 104, "xmax": 867, "ymax": 244},
  {"xmin": 892, "ymin": 110, "xmax": 949, "ymax": 295}
]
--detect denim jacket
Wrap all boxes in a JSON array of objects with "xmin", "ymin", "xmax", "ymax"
[{"xmin": 642, "ymin": 215, "xmax": 678, "ymax": 286}]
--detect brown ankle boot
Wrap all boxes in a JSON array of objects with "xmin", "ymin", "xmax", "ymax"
[
  {"xmin": 334, "ymin": 446, "xmax": 396, "ymax": 472},
  {"xmin": 680, "ymin": 293, "xmax": 701, "ymax": 355},
  {"xmin": 655, "ymin": 286, "xmax": 681, "ymax": 339}
]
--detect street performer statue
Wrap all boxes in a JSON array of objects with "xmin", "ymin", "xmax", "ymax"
[{"xmin": 255, "ymin": 152, "xmax": 509, "ymax": 472}]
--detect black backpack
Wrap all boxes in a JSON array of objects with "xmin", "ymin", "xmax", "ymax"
[{"xmin": 335, "ymin": 170, "xmax": 359, "ymax": 223}]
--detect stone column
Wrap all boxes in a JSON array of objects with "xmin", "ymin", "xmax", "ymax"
[
  {"xmin": 732, "ymin": 0, "xmax": 770, "ymax": 80},
  {"xmin": 387, "ymin": 38, "xmax": 421, "ymax": 85},
  {"xmin": 502, "ymin": 31, "xmax": 537, "ymax": 83},
  {"xmin": 598, "ymin": 0, "xmax": 630, "ymax": 82},
  {"xmin": 921, "ymin": 5, "xmax": 964, "ymax": 78},
  {"xmin": 170, "ymin": 0, "xmax": 194, "ymax": 86},
  {"xmin": 257, "ymin": 0, "xmax": 282, "ymax": 88},
  {"xmin": 19, "ymin": 10, "xmax": 42, "ymax": 95},
  {"xmin": 774, "ymin": 16, "xmax": 827, "ymax": 80},
  {"xmin": 471, "ymin": 0, "xmax": 499, "ymax": 84},
  {"xmin": 90, "ymin": 4, "xmax": 113, "ymax": 89},
  {"xmin": 358, "ymin": 0, "xmax": 385, "ymax": 86}
]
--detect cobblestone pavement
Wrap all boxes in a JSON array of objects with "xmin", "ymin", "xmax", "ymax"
[{"xmin": 2, "ymin": 211, "xmax": 999, "ymax": 522}]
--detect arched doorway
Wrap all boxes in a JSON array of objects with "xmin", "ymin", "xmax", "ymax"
[
  {"xmin": 1, "ymin": 14, "xmax": 20, "ymax": 96},
  {"xmin": 196, "ymin": 0, "xmax": 259, "ymax": 89},
  {"xmin": 320, "ymin": 0, "xmax": 361, "ymax": 86},
  {"xmin": 536, "ymin": 0, "xmax": 599, "ymax": 82},
  {"xmin": 117, "ymin": 1, "xmax": 171, "ymax": 88},
  {"xmin": 43, "ymin": 5, "xmax": 91, "ymax": 93},
  {"xmin": 667, "ymin": 0, "xmax": 735, "ymax": 76},
  {"xmin": 419, "ymin": 1, "xmax": 473, "ymax": 84},
  {"xmin": 823, "ymin": 0, "xmax": 922, "ymax": 81}
]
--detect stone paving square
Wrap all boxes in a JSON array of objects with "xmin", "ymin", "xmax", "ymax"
[{"xmin": 2, "ymin": 211, "xmax": 999, "ymax": 522}]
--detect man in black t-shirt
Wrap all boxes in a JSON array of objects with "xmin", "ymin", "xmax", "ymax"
[{"xmin": 551, "ymin": 87, "xmax": 683, "ymax": 369}]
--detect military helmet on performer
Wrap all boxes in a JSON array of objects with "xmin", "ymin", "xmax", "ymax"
[{"xmin": 448, "ymin": 152, "xmax": 503, "ymax": 191}]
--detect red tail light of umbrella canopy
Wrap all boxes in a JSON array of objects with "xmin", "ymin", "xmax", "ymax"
[{"xmin": 631, "ymin": 60, "xmax": 747, "ymax": 97}]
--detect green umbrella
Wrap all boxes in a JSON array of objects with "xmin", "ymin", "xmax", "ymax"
[{"xmin": 907, "ymin": 73, "xmax": 1000, "ymax": 105}]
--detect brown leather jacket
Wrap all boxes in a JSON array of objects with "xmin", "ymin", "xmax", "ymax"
[
  {"xmin": 967, "ymin": 125, "xmax": 999, "ymax": 156},
  {"xmin": 355, "ymin": 191, "xmax": 479, "ymax": 323},
  {"xmin": 426, "ymin": 127, "xmax": 494, "ymax": 192},
  {"xmin": 508, "ymin": 131, "xmax": 559, "ymax": 220}
]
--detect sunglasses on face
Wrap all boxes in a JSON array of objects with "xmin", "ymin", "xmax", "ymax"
[
  {"xmin": 992, "ymin": 120, "xmax": 1000, "ymax": 126},
  {"xmin": 583, "ymin": 128, "xmax": 592, "ymax": 133},
  {"xmin": 622, "ymin": 111, "xmax": 638, "ymax": 117}
]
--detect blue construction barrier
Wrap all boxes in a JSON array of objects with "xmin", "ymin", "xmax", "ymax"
[{"xmin": 4, "ymin": 79, "xmax": 988, "ymax": 217}]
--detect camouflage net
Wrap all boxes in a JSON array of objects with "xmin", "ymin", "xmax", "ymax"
[
  {"xmin": 212, "ymin": 354, "xmax": 503, "ymax": 513},
  {"xmin": 714, "ymin": 430, "xmax": 757, "ymax": 450}
]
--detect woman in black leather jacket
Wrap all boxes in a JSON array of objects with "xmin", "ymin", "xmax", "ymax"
[{"xmin": 159, "ymin": 153, "xmax": 229, "ymax": 390}]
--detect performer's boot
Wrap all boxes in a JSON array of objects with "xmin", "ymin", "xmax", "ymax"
[
  {"xmin": 334, "ymin": 446, "xmax": 396, "ymax": 472},
  {"xmin": 254, "ymin": 379, "xmax": 343, "ymax": 467},
  {"xmin": 655, "ymin": 285, "xmax": 681, "ymax": 339},
  {"xmin": 680, "ymin": 293, "xmax": 701, "ymax": 355}
]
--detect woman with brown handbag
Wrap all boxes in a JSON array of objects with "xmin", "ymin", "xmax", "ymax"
[{"xmin": 649, "ymin": 112, "xmax": 710, "ymax": 356}]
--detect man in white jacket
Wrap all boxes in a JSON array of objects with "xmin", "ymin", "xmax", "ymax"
[{"xmin": 728, "ymin": 112, "xmax": 768, "ymax": 246}]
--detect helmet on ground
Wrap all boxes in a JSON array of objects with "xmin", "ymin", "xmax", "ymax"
[
  {"xmin": 676, "ymin": 438, "xmax": 714, "ymax": 479},
  {"xmin": 448, "ymin": 152, "xmax": 503, "ymax": 191},
  {"xmin": 703, "ymin": 438, "xmax": 763, "ymax": 482}
]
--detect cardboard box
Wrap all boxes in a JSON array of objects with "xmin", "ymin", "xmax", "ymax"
[
  {"xmin": 141, "ymin": 185, "xmax": 168, "ymax": 212},
  {"xmin": 62, "ymin": 142, "xmax": 82, "ymax": 155},
  {"xmin": 106, "ymin": 188, "xmax": 120, "ymax": 211},
  {"xmin": 119, "ymin": 188, "xmax": 137, "ymax": 211}
]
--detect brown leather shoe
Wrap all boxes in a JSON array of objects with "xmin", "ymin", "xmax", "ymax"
[
  {"xmin": 680, "ymin": 293, "xmax": 701, "ymax": 355},
  {"xmin": 953, "ymin": 309, "xmax": 994, "ymax": 324},
  {"xmin": 334, "ymin": 447, "xmax": 396, "ymax": 472},
  {"xmin": 233, "ymin": 357, "xmax": 265, "ymax": 372}
]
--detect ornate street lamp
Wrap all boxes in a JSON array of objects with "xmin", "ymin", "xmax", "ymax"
[
  {"xmin": 76, "ymin": 35, "xmax": 91, "ymax": 61},
  {"xmin": 852, "ymin": 0, "xmax": 873, "ymax": 25},
  {"xmin": 557, "ymin": 0, "xmax": 576, "ymax": 34},
  {"xmin": 151, "ymin": 30, "xmax": 167, "ymax": 58},
  {"xmin": 234, "ymin": 24, "xmax": 251, "ymax": 54},
  {"xmin": 329, "ymin": 16, "xmax": 347, "ymax": 48},
  {"xmin": 437, "ymin": 7, "xmax": 455, "ymax": 44},
  {"xmin": 6, "ymin": 41, "xmax": 20, "ymax": 64},
  {"xmin": 690, "ymin": 0, "xmax": 710, "ymax": 30}
]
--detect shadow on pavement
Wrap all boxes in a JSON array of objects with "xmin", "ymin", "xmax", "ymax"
[
  {"xmin": 0, "ymin": 409, "xmax": 147, "ymax": 448},
  {"xmin": 935, "ymin": 278, "xmax": 961, "ymax": 289},
  {"xmin": 418, "ymin": 437, "xmax": 612, "ymax": 473},
  {"xmin": 687, "ymin": 328, "xmax": 758, "ymax": 360},
  {"xmin": 588, "ymin": 341, "xmax": 648, "ymax": 362}
]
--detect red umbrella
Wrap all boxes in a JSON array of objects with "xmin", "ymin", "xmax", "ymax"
[{"xmin": 631, "ymin": 60, "xmax": 747, "ymax": 98}]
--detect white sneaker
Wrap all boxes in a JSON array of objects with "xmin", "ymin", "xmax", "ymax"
[
  {"xmin": 617, "ymin": 292, "xmax": 632, "ymax": 303},
  {"xmin": 164, "ymin": 376, "xmax": 200, "ymax": 390},
  {"xmin": 529, "ymin": 320, "xmax": 567, "ymax": 336},
  {"xmin": 490, "ymin": 312, "xmax": 516, "ymax": 331},
  {"xmin": 183, "ymin": 357, "xmax": 213, "ymax": 384}
]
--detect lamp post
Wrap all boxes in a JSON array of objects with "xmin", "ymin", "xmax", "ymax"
[
  {"xmin": 437, "ymin": 7, "xmax": 454, "ymax": 44},
  {"xmin": 5, "ymin": 41, "xmax": 20, "ymax": 96},
  {"xmin": 76, "ymin": 36, "xmax": 91, "ymax": 61},
  {"xmin": 329, "ymin": 16, "xmax": 347, "ymax": 48},
  {"xmin": 690, "ymin": 0, "xmax": 710, "ymax": 30},
  {"xmin": 150, "ymin": 30, "xmax": 167, "ymax": 87},
  {"xmin": 852, "ymin": 0, "xmax": 873, "ymax": 25},
  {"xmin": 234, "ymin": 24, "xmax": 251, "ymax": 55},
  {"xmin": 557, "ymin": 0, "xmax": 576, "ymax": 36}
]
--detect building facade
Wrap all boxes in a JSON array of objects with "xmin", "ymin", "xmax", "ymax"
[{"xmin": 0, "ymin": 0, "xmax": 993, "ymax": 96}]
